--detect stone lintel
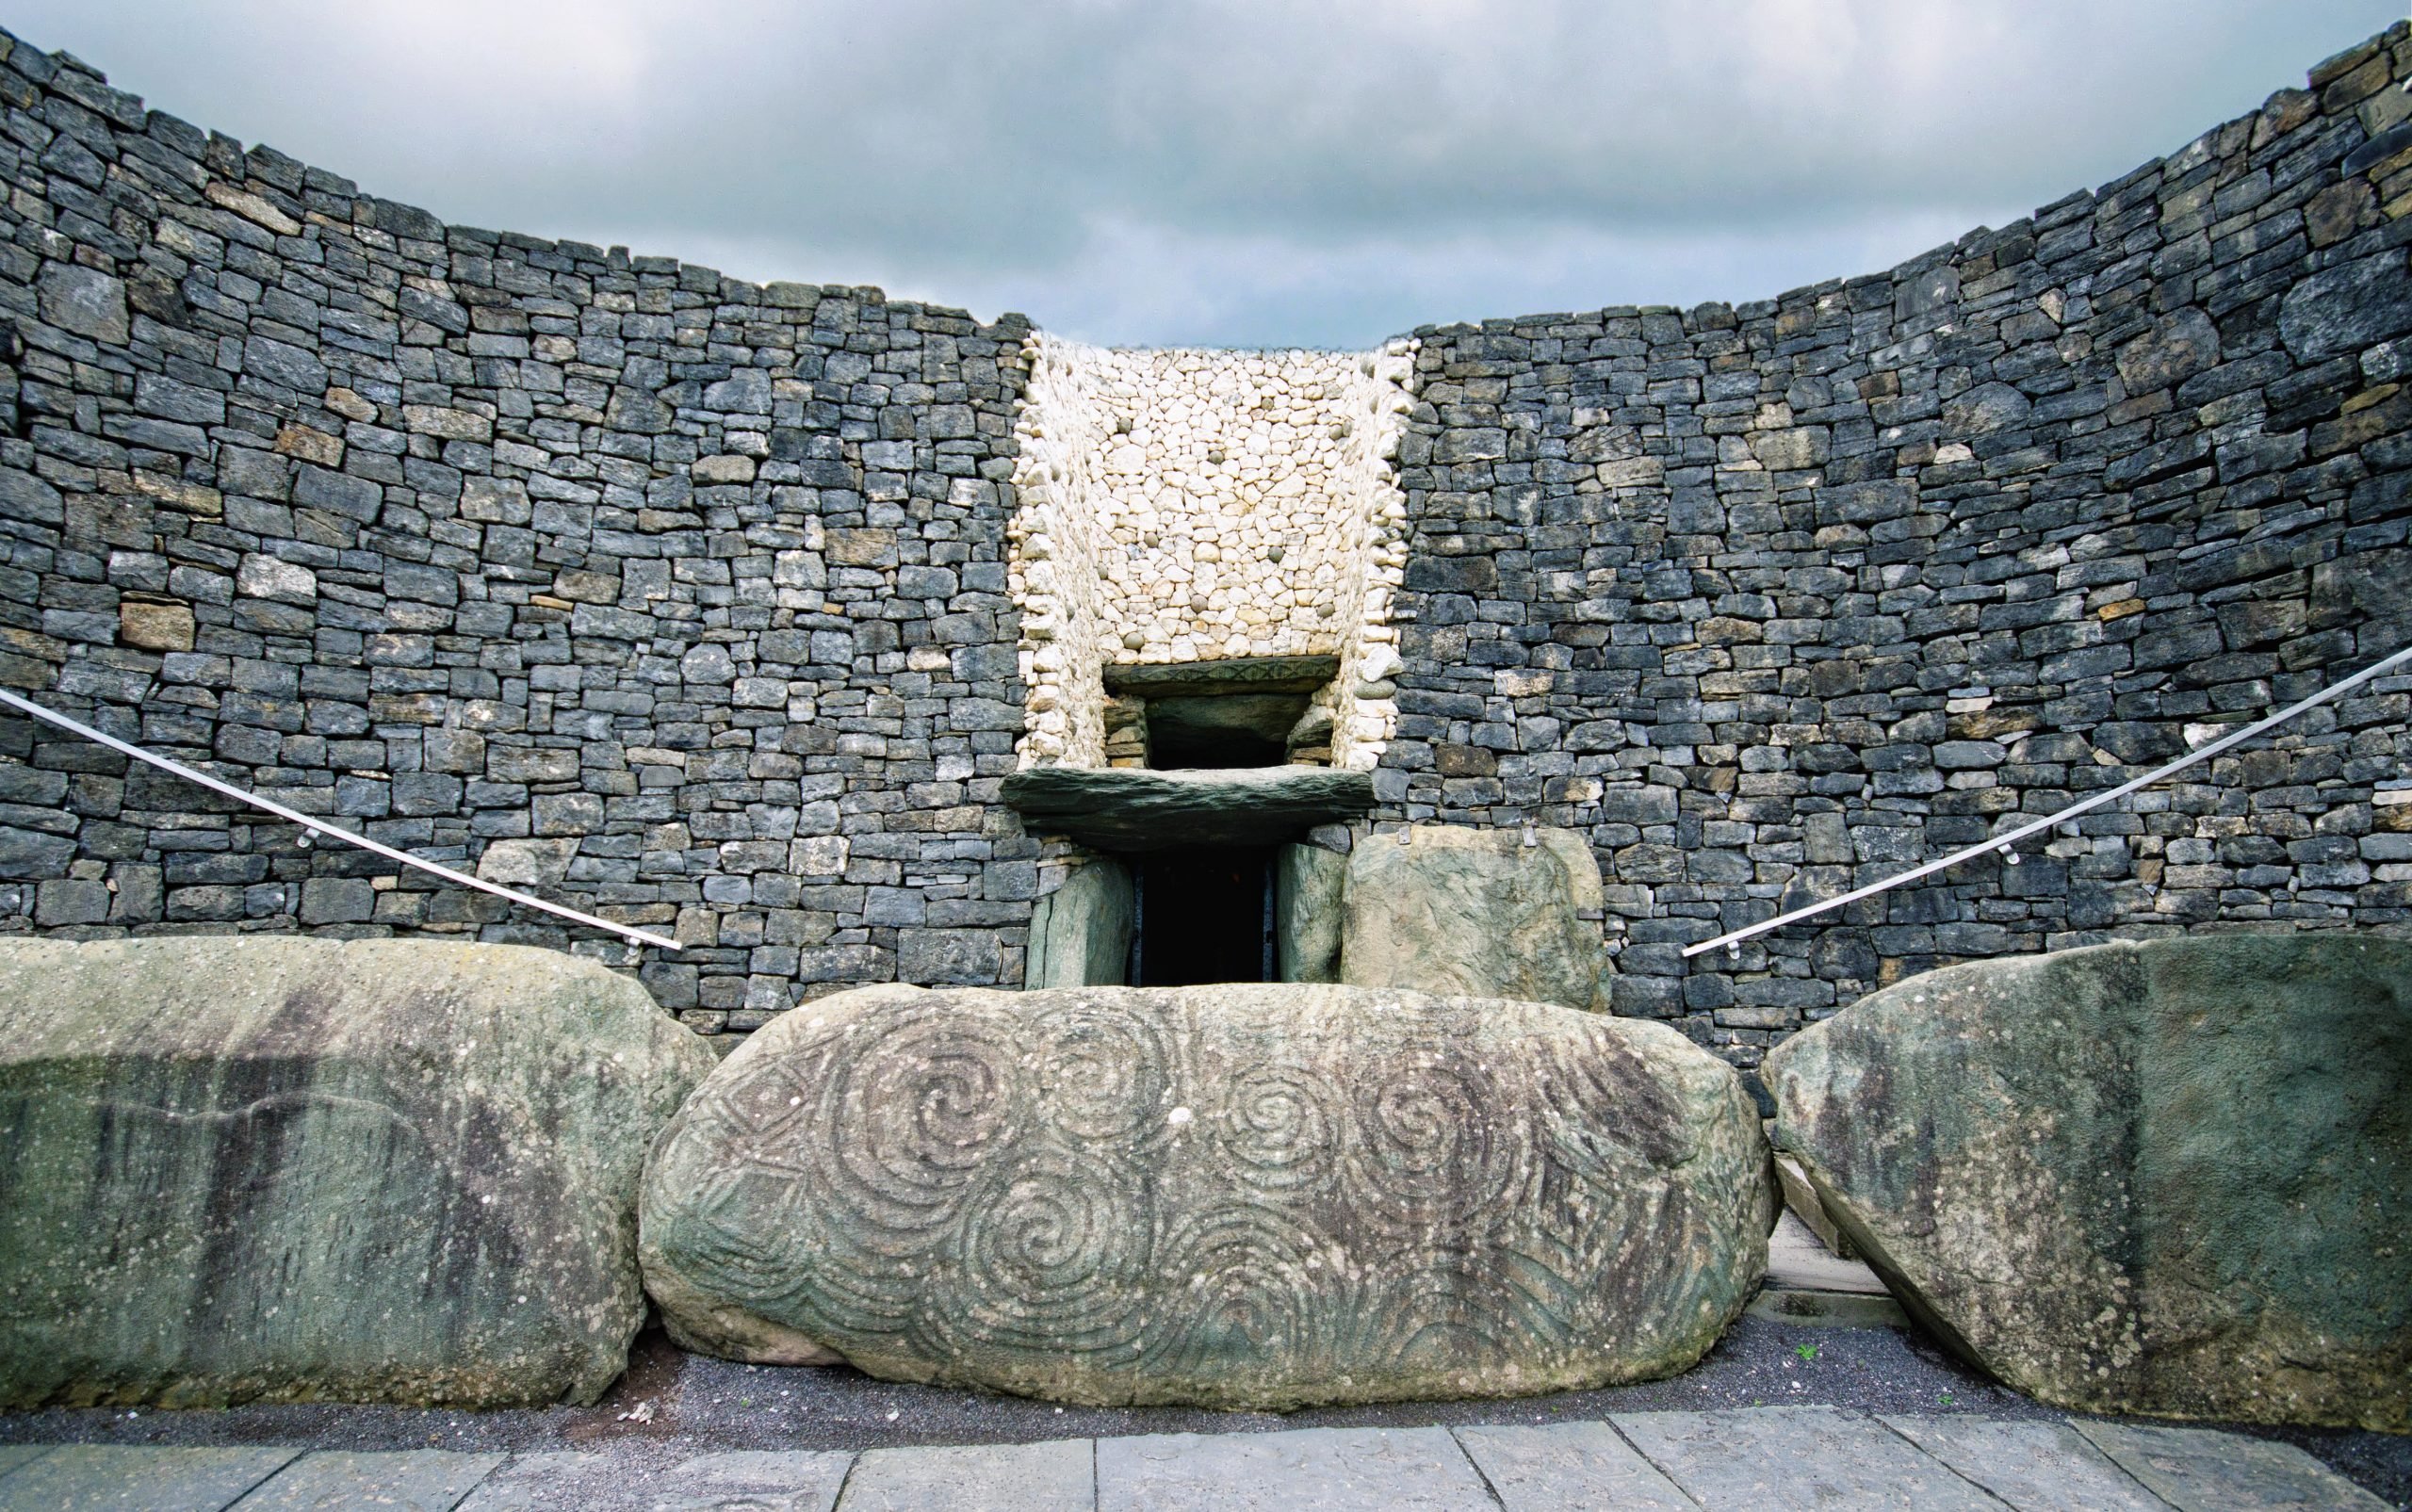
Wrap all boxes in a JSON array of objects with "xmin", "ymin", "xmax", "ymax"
[
  {"xmin": 1000, "ymin": 764, "xmax": 1373, "ymax": 851},
  {"xmin": 1101, "ymin": 654, "xmax": 1341, "ymax": 697}
]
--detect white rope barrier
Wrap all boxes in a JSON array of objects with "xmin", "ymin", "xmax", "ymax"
[
  {"xmin": 1683, "ymin": 642, "xmax": 2412, "ymax": 959},
  {"xmin": 0, "ymin": 686, "xmax": 681, "ymax": 952}
]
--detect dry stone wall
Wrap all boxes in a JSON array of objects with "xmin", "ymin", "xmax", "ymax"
[
  {"xmin": 0, "ymin": 29, "xmax": 1039, "ymax": 1034},
  {"xmin": 1381, "ymin": 24, "xmax": 2412, "ymax": 1103},
  {"xmin": 0, "ymin": 20, "xmax": 2407, "ymax": 1075}
]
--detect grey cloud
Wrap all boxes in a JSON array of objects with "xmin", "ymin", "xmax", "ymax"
[{"xmin": 8, "ymin": 0, "xmax": 2400, "ymax": 347}]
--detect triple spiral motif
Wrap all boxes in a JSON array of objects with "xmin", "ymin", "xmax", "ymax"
[{"xmin": 645, "ymin": 984, "xmax": 1759, "ymax": 1407}]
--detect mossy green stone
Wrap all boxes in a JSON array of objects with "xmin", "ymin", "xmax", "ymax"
[
  {"xmin": 0, "ymin": 937, "xmax": 716, "ymax": 1408},
  {"xmin": 642, "ymin": 984, "xmax": 1771, "ymax": 1410},
  {"xmin": 1340, "ymin": 825, "xmax": 1611, "ymax": 1013},
  {"xmin": 1768, "ymin": 932, "xmax": 2412, "ymax": 1431}
]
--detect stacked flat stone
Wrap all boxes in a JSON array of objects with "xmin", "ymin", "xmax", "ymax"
[
  {"xmin": 1381, "ymin": 25, "xmax": 2412, "ymax": 1102},
  {"xmin": 0, "ymin": 28, "xmax": 1040, "ymax": 1032},
  {"xmin": 0, "ymin": 17, "xmax": 2405, "ymax": 1081}
]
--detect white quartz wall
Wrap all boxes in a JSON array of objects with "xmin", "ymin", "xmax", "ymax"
[
  {"xmin": 1007, "ymin": 340, "xmax": 1113, "ymax": 767},
  {"xmin": 1009, "ymin": 337, "xmax": 1415, "ymax": 770}
]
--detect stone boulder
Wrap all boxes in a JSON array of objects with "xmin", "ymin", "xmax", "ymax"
[
  {"xmin": 641, "ymin": 984, "xmax": 1770, "ymax": 1410},
  {"xmin": 0, "ymin": 937, "xmax": 716, "ymax": 1408},
  {"xmin": 1767, "ymin": 933, "xmax": 2412, "ymax": 1432},
  {"xmin": 1340, "ymin": 825, "xmax": 1611, "ymax": 1012}
]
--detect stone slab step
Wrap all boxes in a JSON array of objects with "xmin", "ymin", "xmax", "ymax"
[
  {"xmin": 1094, "ymin": 1426, "xmax": 1491, "ymax": 1511},
  {"xmin": 1765, "ymin": 1209, "xmax": 1891, "ymax": 1295},
  {"xmin": 2071, "ymin": 1421, "xmax": 2391, "ymax": 1511},
  {"xmin": 839, "ymin": 1440, "xmax": 1091, "ymax": 1512},
  {"xmin": 1612, "ymin": 1406, "xmax": 2011, "ymax": 1510}
]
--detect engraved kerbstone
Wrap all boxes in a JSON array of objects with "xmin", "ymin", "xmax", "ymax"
[{"xmin": 639, "ymin": 983, "xmax": 1772, "ymax": 1410}]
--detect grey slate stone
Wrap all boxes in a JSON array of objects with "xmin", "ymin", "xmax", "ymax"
[
  {"xmin": 2071, "ymin": 1421, "xmax": 2389, "ymax": 1512},
  {"xmin": 240, "ymin": 334, "xmax": 328, "ymax": 395},
  {"xmin": 2277, "ymin": 251, "xmax": 2412, "ymax": 361},
  {"xmin": 1453, "ymin": 1422, "xmax": 1699, "ymax": 1511},
  {"xmin": 1612, "ymin": 1407, "xmax": 2007, "ymax": 1511},
  {"xmin": 836, "ymin": 1440, "xmax": 1091, "ymax": 1512},
  {"xmin": 1101, "ymin": 655, "xmax": 1341, "ymax": 695},
  {"xmin": 0, "ymin": 1444, "xmax": 298, "ymax": 1511},
  {"xmin": 37, "ymin": 264, "xmax": 129, "ymax": 344},
  {"xmin": 0, "ymin": 824, "xmax": 78, "ymax": 880},
  {"xmin": 1000, "ymin": 765, "xmax": 1375, "ymax": 852},
  {"xmin": 1095, "ymin": 1427, "xmax": 1492, "ymax": 1512}
]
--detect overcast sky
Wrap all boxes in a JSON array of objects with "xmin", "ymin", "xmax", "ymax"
[{"xmin": 7, "ymin": 2, "xmax": 2401, "ymax": 349}]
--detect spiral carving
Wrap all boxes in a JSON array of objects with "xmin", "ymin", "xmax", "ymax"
[
  {"xmin": 932, "ymin": 1141, "xmax": 1154, "ymax": 1363},
  {"xmin": 642, "ymin": 984, "xmax": 1768, "ymax": 1411},
  {"xmin": 1215, "ymin": 1063, "xmax": 1337, "ymax": 1195},
  {"xmin": 1035, "ymin": 1001, "xmax": 1174, "ymax": 1143},
  {"xmin": 1143, "ymin": 1202, "xmax": 1336, "ymax": 1383},
  {"xmin": 1343, "ymin": 1048, "xmax": 1515, "ymax": 1235},
  {"xmin": 823, "ymin": 1001, "xmax": 1026, "ymax": 1236}
]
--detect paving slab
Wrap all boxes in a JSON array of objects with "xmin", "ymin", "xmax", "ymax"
[
  {"xmin": 454, "ymin": 1449, "xmax": 854, "ymax": 1512},
  {"xmin": 0, "ymin": 1446, "xmax": 54, "ymax": 1480},
  {"xmin": 836, "ymin": 1439, "xmax": 1091, "ymax": 1511},
  {"xmin": 1096, "ymin": 1425, "xmax": 1488, "ymax": 1511},
  {"xmin": 2072, "ymin": 1421, "xmax": 2390, "ymax": 1511},
  {"xmin": 230, "ymin": 1449, "xmax": 505, "ymax": 1510},
  {"xmin": 1612, "ymin": 1406, "xmax": 2007, "ymax": 1510},
  {"xmin": 1879, "ymin": 1416, "xmax": 2169, "ymax": 1511},
  {"xmin": 1453, "ymin": 1421, "xmax": 1699, "ymax": 1510},
  {"xmin": 0, "ymin": 1445, "xmax": 300, "ymax": 1512},
  {"xmin": 657, "ymin": 1452, "xmax": 856, "ymax": 1512},
  {"xmin": 450, "ymin": 1451, "xmax": 613, "ymax": 1512}
]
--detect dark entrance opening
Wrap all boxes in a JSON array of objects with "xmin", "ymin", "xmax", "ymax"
[
  {"xmin": 1132, "ymin": 847, "xmax": 1274, "ymax": 985},
  {"xmin": 1144, "ymin": 693, "xmax": 1309, "ymax": 770}
]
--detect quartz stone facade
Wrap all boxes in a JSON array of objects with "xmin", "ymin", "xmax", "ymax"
[{"xmin": 1008, "ymin": 339, "xmax": 1413, "ymax": 771}]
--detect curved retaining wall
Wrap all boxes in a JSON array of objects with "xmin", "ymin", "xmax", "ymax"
[
  {"xmin": 0, "ymin": 29, "xmax": 1039, "ymax": 1031},
  {"xmin": 1381, "ymin": 25, "xmax": 2412, "ymax": 1097},
  {"xmin": 0, "ymin": 22, "xmax": 2406, "ymax": 1080}
]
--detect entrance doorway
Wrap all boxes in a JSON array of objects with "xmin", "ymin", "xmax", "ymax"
[{"xmin": 1131, "ymin": 848, "xmax": 1275, "ymax": 986}]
